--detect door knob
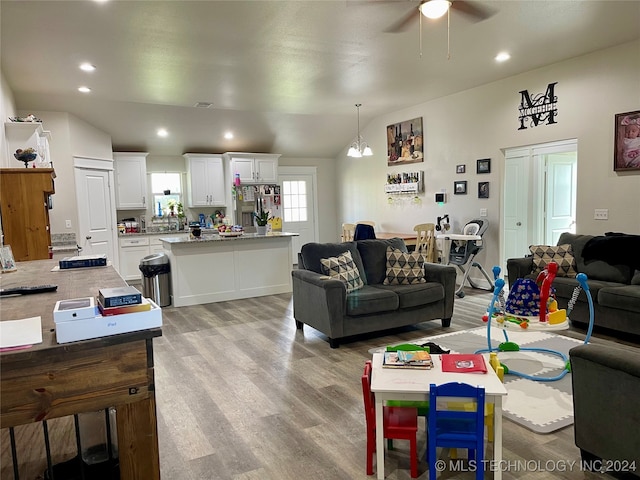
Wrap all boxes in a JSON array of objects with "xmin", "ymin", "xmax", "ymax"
[
  {"xmin": 516, "ymin": 222, "xmax": 521, "ymax": 226},
  {"xmin": 86, "ymin": 235, "xmax": 92, "ymax": 240}
]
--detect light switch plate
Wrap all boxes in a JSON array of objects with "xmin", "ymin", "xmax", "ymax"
[
  {"xmin": 594, "ymin": 209, "xmax": 608, "ymax": 220},
  {"xmin": 480, "ymin": 208, "xmax": 488, "ymax": 217}
]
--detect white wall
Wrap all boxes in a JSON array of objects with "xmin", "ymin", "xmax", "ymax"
[
  {"xmin": 1, "ymin": 70, "xmax": 17, "ymax": 167},
  {"xmin": 337, "ymin": 40, "xmax": 640, "ymax": 276}
]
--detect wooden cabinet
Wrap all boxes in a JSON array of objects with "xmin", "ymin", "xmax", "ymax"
[
  {"xmin": 184, "ymin": 154, "xmax": 226, "ymax": 206},
  {"xmin": 113, "ymin": 153, "xmax": 148, "ymax": 209},
  {"xmin": 227, "ymin": 153, "xmax": 280, "ymax": 183},
  {"xmin": 0, "ymin": 168, "xmax": 55, "ymax": 261}
]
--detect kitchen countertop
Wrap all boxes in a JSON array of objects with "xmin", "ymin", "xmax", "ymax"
[
  {"xmin": 160, "ymin": 232, "xmax": 298, "ymax": 244},
  {"xmin": 118, "ymin": 230, "xmax": 210, "ymax": 237}
]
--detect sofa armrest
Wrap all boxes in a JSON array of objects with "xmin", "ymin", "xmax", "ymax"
[
  {"xmin": 423, "ymin": 263, "xmax": 457, "ymax": 319},
  {"xmin": 569, "ymin": 344, "xmax": 640, "ymax": 465},
  {"xmin": 506, "ymin": 256, "xmax": 534, "ymax": 284},
  {"xmin": 291, "ymin": 269, "xmax": 347, "ymax": 338}
]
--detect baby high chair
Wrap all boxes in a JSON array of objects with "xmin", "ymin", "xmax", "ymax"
[{"xmin": 449, "ymin": 219, "xmax": 494, "ymax": 298}]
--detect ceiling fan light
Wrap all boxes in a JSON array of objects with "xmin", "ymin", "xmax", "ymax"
[{"xmin": 420, "ymin": 0, "xmax": 451, "ymax": 19}]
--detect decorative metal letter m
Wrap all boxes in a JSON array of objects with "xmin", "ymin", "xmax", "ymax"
[{"xmin": 518, "ymin": 82, "xmax": 558, "ymax": 130}]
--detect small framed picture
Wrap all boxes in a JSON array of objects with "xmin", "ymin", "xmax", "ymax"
[
  {"xmin": 476, "ymin": 158, "xmax": 491, "ymax": 174},
  {"xmin": 454, "ymin": 181, "xmax": 467, "ymax": 195},
  {"xmin": 478, "ymin": 182, "xmax": 490, "ymax": 199},
  {"xmin": 456, "ymin": 164, "xmax": 466, "ymax": 174},
  {"xmin": 0, "ymin": 245, "xmax": 17, "ymax": 272}
]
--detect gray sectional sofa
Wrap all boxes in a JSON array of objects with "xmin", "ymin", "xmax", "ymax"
[
  {"xmin": 507, "ymin": 232, "xmax": 640, "ymax": 337},
  {"xmin": 570, "ymin": 343, "xmax": 640, "ymax": 473},
  {"xmin": 292, "ymin": 238, "xmax": 457, "ymax": 348}
]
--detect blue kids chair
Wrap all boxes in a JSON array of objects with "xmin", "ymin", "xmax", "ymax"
[{"xmin": 427, "ymin": 382, "xmax": 485, "ymax": 480}]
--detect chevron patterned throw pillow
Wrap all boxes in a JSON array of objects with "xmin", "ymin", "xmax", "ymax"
[
  {"xmin": 529, "ymin": 244, "xmax": 577, "ymax": 277},
  {"xmin": 320, "ymin": 250, "xmax": 364, "ymax": 293},
  {"xmin": 383, "ymin": 247, "xmax": 427, "ymax": 285}
]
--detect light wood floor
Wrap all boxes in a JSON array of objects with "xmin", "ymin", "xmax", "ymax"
[
  {"xmin": 153, "ymin": 287, "xmax": 636, "ymax": 480},
  {"xmin": 2, "ymin": 286, "xmax": 636, "ymax": 479}
]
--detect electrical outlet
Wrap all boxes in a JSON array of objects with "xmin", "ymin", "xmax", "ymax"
[
  {"xmin": 65, "ymin": 219, "xmax": 72, "ymax": 228},
  {"xmin": 480, "ymin": 208, "xmax": 487, "ymax": 217},
  {"xmin": 594, "ymin": 209, "xmax": 608, "ymax": 220}
]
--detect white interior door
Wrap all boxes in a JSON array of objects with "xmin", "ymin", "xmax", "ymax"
[
  {"xmin": 74, "ymin": 167, "xmax": 116, "ymax": 263},
  {"xmin": 503, "ymin": 150, "xmax": 530, "ymax": 274},
  {"xmin": 503, "ymin": 140, "xmax": 577, "ymax": 281},
  {"xmin": 545, "ymin": 152, "xmax": 577, "ymax": 244},
  {"xmin": 278, "ymin": 167, "xmax": 318, "ymax": 264}
]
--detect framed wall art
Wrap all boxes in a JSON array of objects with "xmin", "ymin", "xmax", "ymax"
[
  {"xmin": 456, "ymin": 164, "xmax": 466, "ymax": 174},
  {"xmin": 476, "ymin": 158, "xmax": 491, "ymax": 174},
  {"xmin": 614, "ymin": 110, "xmax": 640, "ymax": 171},
  {"xmin": 478, "ymin": 182, "xmax": 489, "ymax": 199},
  {"xmin": 387, "ymin": 117, "xmax": 423, "ymax": 166},
  {"xmin": 454, "ymin": 181, "xmax": 467, "ymax": 195}
]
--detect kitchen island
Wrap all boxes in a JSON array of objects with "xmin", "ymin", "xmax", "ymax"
[{"xmin": 160, "ymin": 232, "xmax": 298, "ymax": 307}]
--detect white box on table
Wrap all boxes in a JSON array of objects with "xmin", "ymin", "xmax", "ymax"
[
  {"xmin": 55, "ymin": 298, "xmax": 162, "ymax": 344},
  {"xmin": 53, "ymin": 297, "xmax": 98, "ymax": 323}
]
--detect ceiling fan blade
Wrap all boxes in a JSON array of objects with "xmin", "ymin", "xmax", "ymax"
[
  {"xmin": 451, "ymin": 1, "xmax": 495, "ymax": 21},
  {"xmin": 384, "ymin": 7, "xmax": 419, "ymax": 33}
]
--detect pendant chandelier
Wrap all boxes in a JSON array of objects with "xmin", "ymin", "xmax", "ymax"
[{"xmin": 347, "ymin": 103, "xmax": 373, "ymax": 157}]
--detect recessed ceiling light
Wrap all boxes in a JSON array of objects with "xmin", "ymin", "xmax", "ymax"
[
  {"xmin": 157, "ymin": 128, "xmax": 169, "ymax": 138},
  {"xmin": 495, "ymin": 52, "xmax": 511, "ymax": 62},
  {"xmin": 79, "ymin": 63, "xmax": 96, "ymax": 72},
  {"xmin": 224, "ymin": 131, "xmax": 234, "ymax": 140},
  {"xmin": 78, "ymin": 86, "xmax": 91, "ymax": 93}
]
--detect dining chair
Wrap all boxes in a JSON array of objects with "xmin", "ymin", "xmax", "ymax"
[
  {"xmin": 354, "ymin": 223, "xmax": 376, "ymax": 241},
  {"xmin": 362, "ymin": 360, "xmax": 419, "ymax": 478},
  {"xmin": 357, "ymin": 220, "xmax": 376, "ymax": 227},
  {"xmin": 413, "ymin": 223, "xmax": 437, "ymax": 262},
  {"xmin": 427, "ymin": 382, "xmax": 485, "ymax": 480},
  {"xmin": 341, "ymin": 223, "xmax": 356, "ymax": 242}
]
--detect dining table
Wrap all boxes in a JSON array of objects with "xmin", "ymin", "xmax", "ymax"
[
  {"xmin": 376, "ymin": 232, "xmax": 417, "ymax": 249},
  {"xmin": 370, "ymin": 352, "xmax": 508, "ymax": 479}
]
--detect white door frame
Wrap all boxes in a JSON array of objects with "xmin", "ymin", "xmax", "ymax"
[
  {"xmin": 73, "ymin": 156, "xmax": 119, "ymax": 269},
  {"xmin": 501, "ymin": 139, "xmax": 577, "ymax": 278}
]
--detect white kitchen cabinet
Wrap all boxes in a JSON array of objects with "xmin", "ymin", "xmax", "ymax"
[
  {"xmin": 227, "ymin": 153, "xmax": 280, "ymax": 183},
  {"xmin": 113, "ymin": 152, "xmax": 148, "ymax": 209},
  {"xmin": 118, "ymin": 236, "xmax": 150, "ymax": 281},
  {"xmin": 185, "ymin": 154, "xmax": 226, "ymax": 206}
]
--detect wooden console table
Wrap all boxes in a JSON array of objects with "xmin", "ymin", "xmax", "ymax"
[{"xmin": 0, "ymin": 260, "xmax": 161, "ymax": 479}]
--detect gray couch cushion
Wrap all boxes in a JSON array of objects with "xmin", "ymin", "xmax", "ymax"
[
  {"xmin": 598, "ymin": 285, "xmax": 640, "ymax": 313},
  {"xmin": 374, "ymin": 283, "xmax": 445, "ymax": 309},
  {"xmin": 552, "ymin": 277, "xmax": 620, "ymax": 306},
  {"xmin": 558, "ymin": 233, "xmax": 632, "ymax": 284},
  {"xmin": 346, "ymin": 285, "xmax": 399, "ymax": 316},
  {"xmin": 300, "ymin": 241, "xmax": 367, "ymax": 282},
  {"xmin": 357, "ymin": 238, "xmax": 407, "ymax": 285}
]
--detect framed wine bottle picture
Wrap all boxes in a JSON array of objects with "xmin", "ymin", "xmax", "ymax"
[{"xmin": 386, "ymin": 117, "xmax": 423, "ymax": 166}]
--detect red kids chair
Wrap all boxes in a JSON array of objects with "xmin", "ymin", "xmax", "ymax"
[{"xmin": 361, "ymin": 360, "xmax": 419, "ymax": 478}]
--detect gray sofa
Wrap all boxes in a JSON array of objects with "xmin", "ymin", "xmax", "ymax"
[
  {"xmin": 292, "ymin": 238, "xmax": 457, "ymax": 348},
  {"xmin": 570, "ymin": 343, "xmax": 640, "ymax": 475},
  {"xmin": 507, "ymin": 232, "xmax": 640, "ymax": 337}
]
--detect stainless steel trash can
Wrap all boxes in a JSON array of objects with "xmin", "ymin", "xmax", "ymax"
[{"xmin": 139, "ymin": 253, "xmax": 171, "ymax": 307}]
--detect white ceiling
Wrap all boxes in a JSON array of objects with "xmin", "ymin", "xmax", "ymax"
[{"xmin": 2, "ymin": 0, "xmax": 639, "ymax": 158}]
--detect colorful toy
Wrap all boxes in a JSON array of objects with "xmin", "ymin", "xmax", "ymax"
[{"xmin": 476, "ymin": 263, "xmax": 594, "ymax": 382}]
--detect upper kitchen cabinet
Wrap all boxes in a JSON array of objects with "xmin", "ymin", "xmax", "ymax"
[
  {"xmin": 184, "ymin": 154, "xmax": 226, "ymax": 207},
  {"xmin": 4, "ymin": 121, "xmax": 52, "ymax": 168},
  {"xmin": 226, "ymin": 153, "xmax": 280, "ymax": 183},
  {"xmin": 113, "ymin": 152, "xmax": 148, "ymax": 209}
]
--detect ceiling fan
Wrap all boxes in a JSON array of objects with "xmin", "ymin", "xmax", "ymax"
[{"xmin": 385, "ymin": 0, "xmax": 495, "ymax": 33}]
